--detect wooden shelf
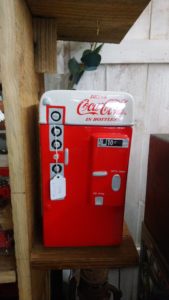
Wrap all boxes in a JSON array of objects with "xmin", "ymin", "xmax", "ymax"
[
  {"xmin": 0, "ymin": 254, "xmax": 16, "ymax": 283},
  {"xmin": 31, "ymin": 223, "xmax": 139, "ymax": 270},
  {"xmin": 26, "ymin": 0, "xmax": 151, "ymax": 43}
]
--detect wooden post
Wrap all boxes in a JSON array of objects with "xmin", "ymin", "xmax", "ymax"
[
  {"xmin": 33, "ymin": 17, "xmax": 57, "ymax": 73},
  {"xmin": 0, "ymin": 0, "xmax": 47, "ymax": 299}
]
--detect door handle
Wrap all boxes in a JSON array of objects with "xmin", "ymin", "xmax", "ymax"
[
  {"xmin": 64, "ymin": 148, "xmax": 69, "ymax": 165},
  {"xmin": 112, "ymin": 174, "xmax": 121, "ymax": 191},
  {"xmin": 92, "ymin": 171, "xmax": 108, "ymax": 177}
]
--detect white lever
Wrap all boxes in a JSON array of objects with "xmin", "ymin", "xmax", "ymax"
[
  {"xmin": 64, "ymin": 148, "xmax": 69, "ymax": 165},
  {"xmin": 92, "ymin": 171, "xmax": 108, "ymax": 177}
]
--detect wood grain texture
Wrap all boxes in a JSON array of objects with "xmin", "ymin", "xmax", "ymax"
[
  {"xmin": 0, "ymin": 204, "xmax": 13, "ymax": 230},
  {"xmin": 31, "ymin": 223, "xmax": 138, "ymax": 270},
  {"xmin": 31, "ymin": 270, "xmax": 50, "ymax": 300},
  {"xmin": 33, "ymin": 18, "xmax": 57, "ymax": 73},
  {"xmin": 0, "ymin": 271, "xmax": 16, "ymax": 284},
  {"xmin": 0, "ymin": 0, "xmax": 46, "ymax": 299},
  {"xmin": 0, "ymin": 0, "xmax": 40, "ymax": 251},
  {"xmin": 0, "ymin": 254, "xmax": 16, "ymax": 283},
  {"xmin": 150, "ymin": 0, "xmax": 169, "ymax": 40},
  {"xmin": 77, "ymin": 65, "xmax": 106, "ymax": 90},
  {"xmin": 26, "ymin": 0, "xmax": 151, "ymax": 43},
  {"xmin": 124, "ymin": 1, "xmax": 151, "ymax": 40},
  {"xmin": 0, "ymin": 0, "xmax": 39, "ymax": 195},
  {"xmin": 100, "ymin": 41, "xmax": 169, "ymax": 64},
  {"xmin": 0, "ymin": 254, "xmax": 16, "ymax": 271}
]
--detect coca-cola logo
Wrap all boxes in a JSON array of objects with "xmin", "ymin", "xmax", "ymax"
[{"xmin": 77, "ymin": 98, "xmax": 127, "ymax": 116}]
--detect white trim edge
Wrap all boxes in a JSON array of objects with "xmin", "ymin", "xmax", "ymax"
[{"xmin": 100, "ymin": 40, "xmax": 169, "ymax": 64}]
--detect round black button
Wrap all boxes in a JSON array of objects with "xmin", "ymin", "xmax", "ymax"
[
  {"xmin": 51, "ymin": 126, "xmax": 62, "ymax": 137},
  {"xmin": 51, "ymin": 111, "xmax": 61, "ymax": 122},
  {"xmin": 52, "ymin": 164, "xmax": 62, "ymax": 174},
  {"xmin": 51, "ymin": 139, "xmax": 62, "ymax": 150}
]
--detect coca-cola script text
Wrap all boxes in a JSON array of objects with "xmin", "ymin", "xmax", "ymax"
[{"xmin": 77, "ymin": 98, "xmax": 127, "ymax": 117}]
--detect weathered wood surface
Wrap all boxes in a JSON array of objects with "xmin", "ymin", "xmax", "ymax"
[
  {"xmin": 0, "ymin": 254, "xmax": 16, "ymax": 283},
  {"xmin": 33, "ymin": 18, "xmax": 57, "ymax": 73},
  {"xmin": 31, "ymin": 223, "xmax": 138, "ymax": 269},
  {"xmin": 0, "ymin": 0, "xmax": 47, "ymax": 299},
  {"xmin": 70, "ymin": 40, "xmax": 169, "ymax": 64},
  {"xmin": 26, "ymin": 0, "xmax": 151, "ymax": 43}
]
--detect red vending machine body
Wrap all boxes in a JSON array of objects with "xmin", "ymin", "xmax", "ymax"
[{"xmin": 39, "ymin": 91, "xmax": 134, "ymax": 247}]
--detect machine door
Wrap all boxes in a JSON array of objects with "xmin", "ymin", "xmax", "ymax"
[
  {"xmin": 41, "ymin": 120, "xmax": 131, "ymax": 208},
  {"xmin": 90, "ymin": 132, "xmax": 131, "ymax": 206}
]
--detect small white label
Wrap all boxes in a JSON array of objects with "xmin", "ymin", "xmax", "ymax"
[
  {"xmin": 95, "ymin": 196, "xmax": 104, "ymax": 206},
  {"xmin": 50, "ymin": 174, "xmax": 66, "ymax": 200}
]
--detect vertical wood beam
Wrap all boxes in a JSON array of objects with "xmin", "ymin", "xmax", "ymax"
[
  {"xmin": 0, "ymin": 0, "xmax": 47, "ymax": 299},
  {"xmin": 33, "ymin": 17, "xmax": 57, "ymax": 73}
]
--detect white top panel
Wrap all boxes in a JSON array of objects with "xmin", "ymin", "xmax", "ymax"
[{"xmin": 39, "ymin": 90, "xmax": 134, "ymax": 126}]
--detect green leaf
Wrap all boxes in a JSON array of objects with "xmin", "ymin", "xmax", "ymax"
[
  {"xmin": 68, "ymin": 58, "xmax": 81, "ymax": 75},
  {"xmin": 74, "ymin": 70, "xmax": 84, "ymax": 84},
  {"xmin": 81, "ymin": 49, "xmax": 92, "ymax": 60},
  {"xmin": 81, "ymin": 52, "xmax": 101, "ymax": 69},
  {"xmin": 93, "ymin": 43, "xmax": 104, "ymax": 54}
]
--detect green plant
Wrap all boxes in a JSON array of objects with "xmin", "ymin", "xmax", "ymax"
[{"xmin": 68, "ymin": 43, "xmax": 103, "ymax": 89}]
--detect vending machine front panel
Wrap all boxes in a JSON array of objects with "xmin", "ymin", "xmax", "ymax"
[{"xmin": 39, "ymin": 90, "xmax": 134, "ymax": 247}]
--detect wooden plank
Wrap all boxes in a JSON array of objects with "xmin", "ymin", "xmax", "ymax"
[
  {"xmin": 69, "ymin": 3, "xmax": 152, "ymax": 62},
  {"xmin": 0, "ymin": 1, "xmax": 46, "ymax": 300},
  {"xmin": 26, "ymin": 0, "xmax": 151, "ymax": 43},
  {"xmin": 0, "ymin": 254, "xmax": 16, "ymax": 283},
  {"xmin": 101, "ymin": 41, "xmax": 169, "ymax": 64},
  {"xmin": 31, "ymin": 270, "xmax": 50, "ymax": 300},
  {"xmin": 124, "ymin": 1, "xmax": 152, "ymax": 40},
  {"xmin": 145, "ymin": 1, "xmax": 169, "ymax": 133},
  {"xmin": 11, "ymin": 194, "xmax": 32, "ymax": 299},
  {"xmin": 70, "ymin": 40, "xmax": 169, "ymax": 64},
  {"xmin": 33, "ymin": 18, "xmax": 57, "ymax": 73},
  {"xmin": 77, "ymin": 65, "xmax": 106, "ymax": 90},
  {"xmin": 0, "ymin": 0, "xmax": 40, "ymax": 252},
  {"xmin": 150, "ymin": 0, "xmax": 169, "ymax": 40},
  {"xmin": 0, "ymin": 0, "xmax": 39, "ymax": 194},
  {"xmin": 0, "ymin": 254, "xmax": 16, "ymax": 271},
  {"xmin": 0, "ymin": 204, "xmax": 13, "ymax": 230},
  {"xmin": 120, "ymin": 268, "xmax": 138, "ymax": 300},
  {"xmin": 11, "ymin": 194, "xmax": 30, "ymax": 260},
  {"xmin": 0, "ymin": 271, "xmax": 16, "ymax": 284},
  {"xmin": 31, "ymin": 223, "xmax": 139, "ymax": 270},
  {"xmin": 145, "ymin": 64, "xmax": 169, "ymax": 133}
]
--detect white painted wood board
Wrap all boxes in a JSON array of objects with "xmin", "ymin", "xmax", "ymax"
[
  {"xmin": 69, "ymin": 40, "xmax": 169, "ymax": 64},
  {"xmin": 150, "ymin": 0, "xmax": 169, "ymax": 40},
  {"xmin": 76, "ymin": 65, "xmax": 106, "ymax": 90}
]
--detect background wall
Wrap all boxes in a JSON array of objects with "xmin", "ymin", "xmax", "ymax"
[{"xmin": 45, "ymin": 0, "xmax": 169, "ymax": 298}]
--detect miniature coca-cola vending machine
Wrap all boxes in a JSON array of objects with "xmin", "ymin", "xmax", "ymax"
[{"xmin": 39, "ymin": 90, "xmax": 134, "ymax": 247}]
